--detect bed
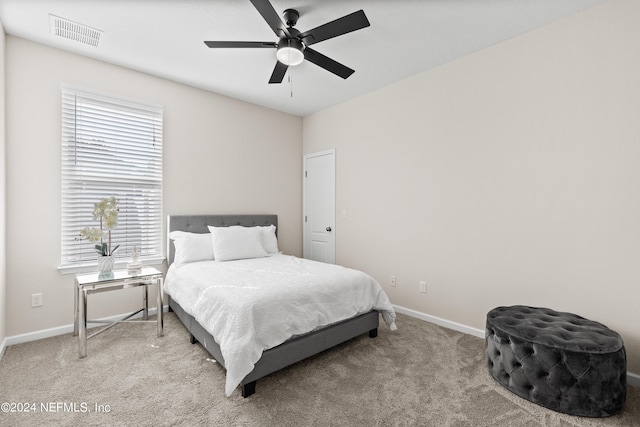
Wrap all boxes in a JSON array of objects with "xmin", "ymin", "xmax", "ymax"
[{"xmin": 164, "ymin": 214, "xmax": 396, "ymax": 397}]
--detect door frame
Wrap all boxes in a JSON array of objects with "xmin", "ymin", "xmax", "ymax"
[{"xmin": 303, "ymin": 149, "xmax": 336, "ymax": 262}]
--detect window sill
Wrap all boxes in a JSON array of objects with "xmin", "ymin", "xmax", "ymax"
[{"xmin": 58, "ymin": 256, "xmax": 166, "ymax": 275}]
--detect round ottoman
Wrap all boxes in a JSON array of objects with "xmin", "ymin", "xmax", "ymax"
[{"xmin": 485, "ymin": 305, "xmax": 626, "ymax": 417}]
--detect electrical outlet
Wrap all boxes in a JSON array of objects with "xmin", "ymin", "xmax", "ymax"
[
  {"xmin": 419, "ymin": 281, "xmax": 427, "ymax": 294},
  {"xmin": 32, "ymin": 293, "xmax": 43, "ymax": 307},
  {"xmin": 390, "ymin": 275, "xmax": 396, "ymax": 287}
]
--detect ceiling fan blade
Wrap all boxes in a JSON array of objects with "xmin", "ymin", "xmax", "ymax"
[
  {"xmin": 250, "ymin": 0, "xmax": 290, "ymax": 38},
  {"xmin": 299, "ymin": 10, "xmax": 370, "ymax": 46},
  {"xmin": 303, "ymin": 48, "xmax": 354, "ymax": 79},
  {"xmin": 268, "ymin": 61, "xmax": 288, "ymax": 84},
  {"xmin": 204, "ymin": 41, "xmax": 277, "ymax": 48}
]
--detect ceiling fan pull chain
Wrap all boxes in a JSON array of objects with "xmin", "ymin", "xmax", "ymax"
[
  {"xmin": 288, "ymin": 38, "xmax": 293, "ymax": 98},
  {"xmin": 290, "ymin": 68, "xmax": 293, "ymax": 98}
]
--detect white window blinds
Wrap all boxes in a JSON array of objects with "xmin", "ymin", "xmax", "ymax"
[{"xmin": 60, "ymin": 85, "xmax": 163, "ymax": 269}]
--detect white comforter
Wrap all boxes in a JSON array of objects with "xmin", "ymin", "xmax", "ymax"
[{"xmin": 164, "ymin": 254, "xmax": 397, "ymax": 396}]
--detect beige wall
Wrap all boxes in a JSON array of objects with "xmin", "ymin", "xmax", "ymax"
[
  {"xmin": 5, "ymin": 36, "xmax": 302, "ymax": 337},
  {"xmin": 0, "ymin": 23, "xmax": 6, "ymax": 349},
  {"xmin": 304, "ymin": 0, "xmax": 640, "ymax": 373}
]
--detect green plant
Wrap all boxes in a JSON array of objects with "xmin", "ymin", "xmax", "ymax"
[{"xmin": 80, "ymin": 197, "xmax": 120, "ymax": 256}]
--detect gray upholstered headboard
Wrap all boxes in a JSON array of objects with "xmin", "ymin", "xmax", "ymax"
[{"xmin": 166, "ymin": 214, "xmax": 278, "ymax": 266}]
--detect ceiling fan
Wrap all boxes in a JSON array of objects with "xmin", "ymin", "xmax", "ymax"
[{"xmin": 204, "ymin": 0, "xmax": 370, "ymax": 84}]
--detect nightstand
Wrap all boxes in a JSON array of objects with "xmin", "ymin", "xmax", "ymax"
[{"xmin": 73, "ymin": 267, "xmax": 164, "ymax": 358}]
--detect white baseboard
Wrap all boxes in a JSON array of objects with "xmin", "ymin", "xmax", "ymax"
[
  {"xmin": 0, "ymin": 337, "xmax": 6, "ymax": 360},
  {"xmin": 3, "ymin": 305, "xmax": 168, "ymax": 348},
  {"xmin": 393, "ymin": 304, "xmax": 485, "ymax": 338},
  {"xmin": 393, "ymin": 304, "xmax": 640, "ymax": 389},
  {"xmin": 627, "ymin": 371, "xmax": 640, "ymax": 388}
]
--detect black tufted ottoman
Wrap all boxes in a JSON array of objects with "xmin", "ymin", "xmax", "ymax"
[{"xmin": 485, "ymin": 305, "xmax": 626, "ymax": 417}]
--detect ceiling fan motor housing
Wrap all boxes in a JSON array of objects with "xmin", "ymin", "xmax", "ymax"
[{"xmin": 278, "ymin": 37, "xmax": 303, "ymax": 51}]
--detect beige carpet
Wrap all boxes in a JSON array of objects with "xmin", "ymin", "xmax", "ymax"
[{"xmin": 0, "ymin": 312, "xmax": 638, "ymax": 426}]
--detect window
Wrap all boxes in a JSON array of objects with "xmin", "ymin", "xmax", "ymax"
[{"xmin": 60, "ymin": 85, "xmax": 163, "ymax": 271}]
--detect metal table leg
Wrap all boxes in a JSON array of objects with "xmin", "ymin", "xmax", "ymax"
[
  {"xmin": 157, "ymin": 277, "xmax": 164, "ymax": 337},
  {"xmin": 143, "ymin": 284, "xmax": 149, "ymax": 320},
  {"xmin": 73, "ymin": 278, "xmax": 79, "ymax": 337},
  {"xmin": 79, "ymin": 288, "xmax": 87, "ymax": 358}
]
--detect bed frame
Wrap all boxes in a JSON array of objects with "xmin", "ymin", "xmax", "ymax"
[{"xmin": 166, "ymin": 214, "xmax": 379, "ymax": 397}]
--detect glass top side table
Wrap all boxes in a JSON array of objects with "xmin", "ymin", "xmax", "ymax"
[{"xmin": 73, "ymin": 267, "xmax": 164, "ymax": 358}]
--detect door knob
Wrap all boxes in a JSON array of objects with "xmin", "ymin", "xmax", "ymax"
[{"xmin": 326, "ymin": 227, "xmax": 332, "ymax": 232}]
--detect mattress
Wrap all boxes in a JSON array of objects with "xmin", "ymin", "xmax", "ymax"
[{"xmin": 164, "ymin": 253, "xmax": 397, "ymax": 396}]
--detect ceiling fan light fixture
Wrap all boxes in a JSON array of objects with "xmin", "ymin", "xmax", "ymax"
[{"xmin": 277, "ymin": 38, "xmax": 304, "ymax": 66}]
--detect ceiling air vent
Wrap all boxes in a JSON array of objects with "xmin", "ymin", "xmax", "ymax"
[{"xmin": 49, "ymin": 14, "xmax": 102, "ymax": 47}]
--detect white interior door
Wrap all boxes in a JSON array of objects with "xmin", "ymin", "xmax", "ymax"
[{"xmin": 303, "ymin": 149, "xmax": 336, "ymax": 263}]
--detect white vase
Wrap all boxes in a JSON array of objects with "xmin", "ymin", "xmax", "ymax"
[{"xmin": 97, "ymin": 255, "xmax": 114, "ymax": 273}]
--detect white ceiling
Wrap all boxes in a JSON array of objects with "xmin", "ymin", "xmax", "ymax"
[{"xmin": 0, "ymin": 0, "xmax": 604, "ymax": 117}]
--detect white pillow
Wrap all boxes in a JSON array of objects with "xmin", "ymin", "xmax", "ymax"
[
  {"xmin": 208, "ymin": 225, "xmax": 268, "ymax": 262},
  {"xmin": 261, "ymin": 224, "xmax": 279, "ymax": 254},
  {"xmin": 169, "ymin": 231, "xmax": 214, "ymax": 265}
]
